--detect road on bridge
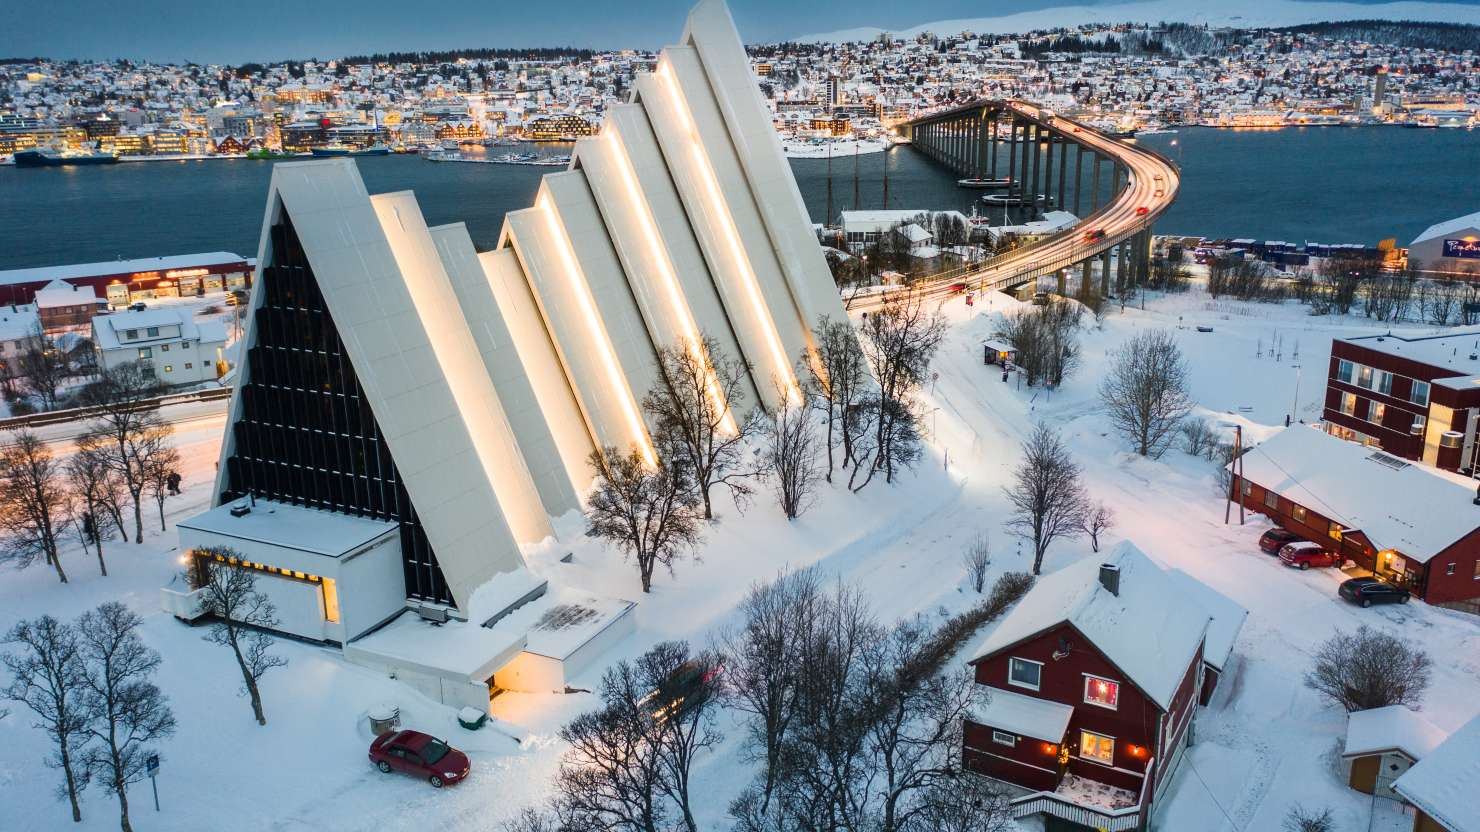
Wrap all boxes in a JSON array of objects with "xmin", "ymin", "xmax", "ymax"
[{"xmin": 849, "ymin": 102, "xmax": 1180, "ymax": 311}]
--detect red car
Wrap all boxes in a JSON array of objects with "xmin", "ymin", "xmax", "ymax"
[
  {"xmin": 1259, "ymin": 527, "xmax": 1302, "ymax": 555},
  {"xmin": 369, "ymin": 730, "xmax": 470, "ymax": 788},
  {"xmin": 1279, "ymin": 542, "xmax": 1338, "ymax": 570},
  {"xmin": 1084, "ymin": 228, "xmax": 1106, "ymax": 243},
  {"xmin": 1135, "ymin": 206, "xmax": 1150, "ymax": 216}
]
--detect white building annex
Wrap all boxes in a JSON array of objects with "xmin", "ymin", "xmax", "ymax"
[{"xmin": 163, "ymin": 0, "xmax": 848, "ymax": 712}]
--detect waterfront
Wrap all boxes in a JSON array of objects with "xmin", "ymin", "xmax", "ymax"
[{"xmin": 2, "ymin": 127, "xmax": 1476, "ymax": 269}]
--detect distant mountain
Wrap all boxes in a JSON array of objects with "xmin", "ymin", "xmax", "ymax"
[{"xmin": 795, "ymin": 0, "xmax": 1480, "ymax": 42}]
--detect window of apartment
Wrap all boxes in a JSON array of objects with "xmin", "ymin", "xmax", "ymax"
[
  {"xmin": 1356, "ymin": 365, "xmax": 1374, "ymax": 390},
  {"xmin": 1337, "ymin": 359, "xmax": 1354, "ymax": 384},
  {"xmin": 1008, "ymin": 657, "xmax": 1043, "ymax": 691},
  {"xmin": 1377, "ymin": 371, "xmax": 1393, "ymax": 396},
  {"xmin": 161, "ymin": 343, "xmax": 169, "ymax": 352},
  {"xmin": 1340, "ymin": 392, "xmax": 1358, "ymax": 417},
  {"xmin": 1446, "ymin": 563, "xmax": 1456, "ymax": 576},
  {"xmin": 182, "ymin": 341, "xmax": 191, "ymax": 349},
  {"xmin": 1263, "ymin": 490, "xmax": 1279, "ymax": 510},
  {"xmin": 146, "ymin": 327, "xmax": 159, "ymax": 337},
  {"xmin": 1079, "ymin": 730, "xmax": 1115, "ymax": 766},
  {"xmin": 1368, "ymin": 401, "xmax": 1385, "ymax": 424},
  {"xmin": 124, "ymin": 329, "xmax": 138, "ymax": 340},
  {"xmin": 1329, "ymin": 521, "xmax": 1343, "ymax": 542},
  {"xmin": 184, "ymin": 362, "xmax": 193, "ymax": 370},
  {"xmin": 1413, "ymin": 414, "xmax": 1427, "ymax": 435},
  {"xmin": 1240, "ymin": 479, "xmax": 1252, "ymax": 496},
  {"xmin": 1411, "ymin": 380, "xmax": 1430, "ymax": 407},
  {"xmin": 1084, "ymin": 675, "xmax": 1120, "ymax": 710},
  {"xmin": 138, "ymin": 347, "xmax": 152, "ymax": 359},
  {"xmin": 1474, "ymin": 561, "xmax": 1480, "ymax": 581},
  {"xmin": 992, "ymin": 730, "xmax": 1016, "ymax": 747},
  {"xmin": 1292, "ymin": 504, "xmax": 1308, "ymax": 523}
]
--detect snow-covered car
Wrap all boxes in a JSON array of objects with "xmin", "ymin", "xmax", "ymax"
[{"xmin": 369, "ymin": 730, "xmax": 469, "ymax": 788}]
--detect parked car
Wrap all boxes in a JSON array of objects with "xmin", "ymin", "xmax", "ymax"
[
  {"xmin": 642, "ymin": 659, "xmax": 724, "ymax": 722},
  {"xmin": 1339, "ymin": 577, "xmax": 1411, "ymax": 607},
  {"xmin": 369, "ymin": 730, "xmax": 469, "ymax": 788},
  {"xmin": 1279, "ymin": 541, "xmax": 1338, "ymax": 570},
  {"xmin": 1259, "ymin": 527, "xmax": 1302, "ymax": 555},
  {"xmin": 128, "ymin": 301, "xmax": 148, "ymax": 311}
]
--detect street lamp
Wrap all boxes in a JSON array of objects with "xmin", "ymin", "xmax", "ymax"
[{"xmin": 1290, "ymin": 363, "xmax": 1302, "ymax": 425}]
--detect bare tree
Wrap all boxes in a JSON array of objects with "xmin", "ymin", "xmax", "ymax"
[
  {"xmin": 764, "ymin": 397, "xmax": 820, "ymax": 520},
  {"xmin": 142, "ymin": 439, "xmax": 181, "ymax": 532},
  {"xmin": 65, "ymin": 435, "xmax": 123, "ymax": 577},
  {"xmin": 962, "ymin": 533, "xmax": 991, "ymax": 593},
  {"xmin": 720, "ymin": 568, "xmax": 823, "ymax": 814},
  {"xmin": 1304, "ymin": 626, "xmax": 1430, "ymax": 712},
  {"xmin": 804, "ymin": 316, "xmax": 871, "ymax": 481},
  {"xmin": 584, "ymin": 446, "xmax": 705, "ymax": 593},
  {"xmin": 0, "ymin": 429, "xmax": 72, "ymax": 583},
  {"xmin": 77, "ymin": 363, "xmax": 170, "ymax": 544},
  {"xmin": 856, "ymin": 291, "xmax": 945, "ymax": 489},
  {"xmin": 908, "ymin": 774, "xmax": 1015, "ymax": 832},
  {"xmin": 3, "ymin": 615, "xmax": 91, "ymax": 823},
  {"xmin": 190, "ymin": 551, "xmax": 288, "ymax": 726},
  {"xmin": 1081, "ymin": 501, "xmax": 1116, "ymax": 553},
  {"xmin": 644, "ymin": 336, "xmax": 760, "ymax": 520},
  {"xmin": 1179, "ymin": 416, "xmax": 1217, "ymax": 457},
  {"xmin": 640, "ymin": 641, "xmax": 723, "ymax": 832},
  {"xmin": 77, "ymin": 602, "xmax": 176, "ymax": 832},
  {"xmin": 1283, "ymin": 805, "xmax": 1335, "ymax": 832},
  {"xmin": 1100, "ymin": 329, "xmax": 1194, "ymax": 458},
  {"xmin": 17, "ymin": 323, "xmax": 70, "ymax": 412},
  {"xmin": 992, "ymin": 301, "xmax": 1082, "ymax": 388},
  {"xmin": 1004, "ymin": 423, "xmax": 1089, "ymax": 575}
]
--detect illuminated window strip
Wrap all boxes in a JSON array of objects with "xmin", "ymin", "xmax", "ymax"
[
  {"xmin": 656, "ymin": 61, "xmax": 799, "ymax": 404},
  {"xmin": 537, "ymin": 192, "xmax": 656, "ymax": 465},
  {"xmin": 604, "ymin": 128, "xmax": 736, "ymax": 435}
]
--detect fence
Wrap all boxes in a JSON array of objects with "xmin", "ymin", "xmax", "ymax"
[{"xmin": 0, "ymin": 386, "xmax": 232, "ymax": 432}]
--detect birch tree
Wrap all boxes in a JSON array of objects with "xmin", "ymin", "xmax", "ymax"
[
  {"xmin": 192, "ymin": 551, "xmax": 289, "ymax": 726},
  {"xmin": 1004, "ymin": 423, "xmax": 1089, "ymax": 575},
  {"xmin": 0, "ymin": 429, "xmax": 72, "ymax": 584},
  {"xmin": 3, "ymin": 615, "xmax": 91, "ymax": 823},
  {"xmin": 1099, "ymin": 329, "xmax": 1193, "ymax": 458}
]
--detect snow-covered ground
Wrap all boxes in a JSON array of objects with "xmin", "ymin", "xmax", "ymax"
[
  {"xmin": 798, "ymin": 0, "xmax": 1480, "ymax": 43},
  {"xmin": 2, "ymin": 281, "xmax": 1477, "ymax": 831}
]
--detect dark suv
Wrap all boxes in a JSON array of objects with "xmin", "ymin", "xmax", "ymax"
[
  {"xmin": 1338, "ymin": 577, "xmax": 1411, "ymax": 608},
  {"xmin": 1258, "ymin": 527, "xmax": 1302, "ymax": 555}
]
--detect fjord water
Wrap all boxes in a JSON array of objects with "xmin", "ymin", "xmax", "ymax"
[{"xmin": 1, "ymin": 127, "xmax": 1475, "ymax": 269}]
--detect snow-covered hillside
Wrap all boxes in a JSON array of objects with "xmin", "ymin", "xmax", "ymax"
[{"xmin": 797, "ymin": 0, "xmax": 1480, "ymax": 42}]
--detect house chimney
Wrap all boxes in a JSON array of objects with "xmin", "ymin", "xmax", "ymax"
[{"xmin": 1099, "ymin": 563, "xmax": 1121, "ymax": 596}]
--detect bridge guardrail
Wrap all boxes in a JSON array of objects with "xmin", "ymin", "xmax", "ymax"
[{"xmin": 0, "ymin": 385, "xmax": 233, "ymax": 432}]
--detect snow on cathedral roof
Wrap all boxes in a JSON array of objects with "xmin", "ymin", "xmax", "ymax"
[{"xmin": 968, "ymin": 541, "xmax": 1226, "ymax": 711}]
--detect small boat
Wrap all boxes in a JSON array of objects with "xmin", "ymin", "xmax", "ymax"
[
  {"xmin": 246, "ymin": 148, "xmax": 296, "ymax": 160},
  {"xmin": 311, "ymin": 143, "xmax": 391, "ymax": 157},
  {"xmin": 957, "ymin": 176, "xmax": 1013, "ymax": 189},
  {"xmin": 14, "ymin": 149, "xmax": 119, "ymax": 168}
]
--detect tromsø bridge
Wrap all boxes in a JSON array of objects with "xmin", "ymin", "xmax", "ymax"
[{"xmin": 852, "ymin": 100, "xmax": 1180, "ymax": 309}]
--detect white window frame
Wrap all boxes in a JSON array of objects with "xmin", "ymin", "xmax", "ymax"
[
  {"xmin": 1340, "ymin": 392, "xmax": 1357, "ymax": 417},
  {"xmin": 1008, "ymin": 657, "xmax": 1043, "ymax": 691},
  {"xmin": 1411, "ymin": 380, "xmax": 1430, "ymax": 407},
  {"xmin": 1083, "ymin": 674, "xmax": 1121, "ymax": 710},
  {"xmin": 1292, "ymin": 504, "xmax": 1307, "ymax": 523},
  {"xmin": 1079, "ymin": 729, "xmax": 1115, "ymax": 766},
  {"xmin": 1356, "ymin": 365, "xmax": 1374, "ymax": 390},
  {"xmin": 1413, "ymin": 413, "xmax": 1427, "ymax": 434},
  {"xmin": 1367, "ymin": 400, "xmax": 1385, "ymax": 424},
  {"xmin": 1377, "ymin": 371, "xmax": 1393, "ymax": 396},
  {"xmin": 991, "ymin": 730, "xmax": 1016, "ymax": 747},
  {"xmin": 1336, "ymin": 359, "xmax": 1354, "ymax": 384}
]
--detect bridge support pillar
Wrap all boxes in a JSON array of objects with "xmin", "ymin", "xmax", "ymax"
[
  {"xmin": 1081, "ymin": 258, "xmax": 1093, "ymax": 299},
  {"xmin": 1073, "ymin": 146, "xmax": 1084, "ymax": 217},
  {"xmin": 1056, "ymin": 269, "xmax": 1067, "ymax": 296},
  {"xmin": 1057, "ymin": 140, "xmax": 1068, "ymax": 213},
  {"xmin": 1090, "ymin": 155, "xmax": 1102, "ymax": 212},
  {"xmin": 1043, "ymin": 128, "xmax": 1055, "ymax": 213},
  {"xmin": 1100, "ymin": 249, "xmax": 1112, "ymax": 297},
  {"xmin": 1006, "ymin": 118, "xmax": 1018, "ymax": 195},
  {"xmin": 1029, "ymin": 125, "xmax": 1041, "ymax": 218},
  {"xmin": 1116, "ymin": 238, "xmax": 1129, "ymax": 296},
  {"xmin": 988, "ymin": 113, "xmax": 998, "ymax": 179}
]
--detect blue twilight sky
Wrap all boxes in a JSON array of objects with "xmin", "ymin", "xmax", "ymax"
[{"xmin": 1, "ymin": 0, "xmax": 1473, "ymax": 64}]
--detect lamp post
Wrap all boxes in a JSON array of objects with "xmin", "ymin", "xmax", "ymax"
[{"xmin": 1290, "ymin": 363, "xmax": 1302, "ymax": 425}]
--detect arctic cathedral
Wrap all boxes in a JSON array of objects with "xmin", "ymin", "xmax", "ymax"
[{"xmin": 165, "ymin": 0, "xmax": 849, "ymax": 707}]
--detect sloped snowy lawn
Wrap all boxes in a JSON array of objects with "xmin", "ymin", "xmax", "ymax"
[{"xmin": 3, "ymin": 283, "xmax": 1478, "ymax": 831}]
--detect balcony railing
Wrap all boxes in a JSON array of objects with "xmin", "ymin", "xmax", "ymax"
[{"xmin": 1009, "ymin": 756, "xmax": 1155, "ymax": 832}]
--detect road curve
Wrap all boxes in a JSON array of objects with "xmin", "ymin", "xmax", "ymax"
[{"xmin": 850, "ymin": 101, "xmax": 1180, "ymax": 311}]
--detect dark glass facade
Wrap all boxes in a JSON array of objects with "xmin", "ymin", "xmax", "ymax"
[{"xmin": 222, "ymin": 212, "xmax": 454, "ymax": 606}]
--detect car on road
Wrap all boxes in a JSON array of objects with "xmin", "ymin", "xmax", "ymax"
[
  {"xmin": 1154, "ymin": 189, "xmax": 1165, "ymax": 198},
  {"xmin": 1135, "ymin": 206, "xmax": 1150, "ymax": 216},
  {"xmin": 369, "ymin": 730, "xmax": 469, "ymax": 788},
  {"xmin": 1084, "ymin": 228, "xmax": 1106, "ymax": 242},
  {"xmin": 1259, "ymin": 527, "xmax": 1302, "ymax": 554},
  {"xmin": 1339, "ymin": 577, "xmax": 1411, "ymax": 607},
  {"xmin": 1279, "ymin": 541, "xmax": 1338, "ymax": 570},
  {"xmin": 947, "ymin": 282, "xmax": 968, "ymax": 294}
]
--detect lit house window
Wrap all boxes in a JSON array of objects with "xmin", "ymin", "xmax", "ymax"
[
  {"xmin": 1329, "ymin": 522, "xmax": 1343, "ymax": 542},
  {"xmin": 1340, "ymin": 393, "xmax": 1357, "ymax": 417},
  {"xmin": 1356, "ymin": 365, "xmax": 1374, "ymax": 390},
  {"xmin": 1410, "ymin": 381, "xmax": 1430, "ymax": 407},
  {"xmin": 1008, "ymin": 657, "xmax": 1042, "ymax": 691},
  {"xmin": 163, "ymin": 365, "xmax": 172, "ymax": 373},
  {"xmin": 1367, "ymin": 401, "xmax": 1385, "ymax": 424},
  {"xmin": 992, "ymin": 730, "xmax": 1016, "ymax": 747},
  {"xmin": 1084, "ymin": 675, "xmax": 1120, "ymax": 709},
  {"xmin": 1292, "ymin": 505, "xmax": 1307, "ymax": 523},
  {"xmin": 1080, "ymin": 730, "xmax": 1115, "ymax": 765}
]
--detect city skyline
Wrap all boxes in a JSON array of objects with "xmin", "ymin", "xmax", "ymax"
[{"xmin": 7, "ymin": 0, "xmax": 1480, "ymax": 63}]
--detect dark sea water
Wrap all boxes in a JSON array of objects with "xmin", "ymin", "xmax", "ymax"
[{"xmin": 1, "ymin": 127, "xmax": 1476, "ymax": 270}]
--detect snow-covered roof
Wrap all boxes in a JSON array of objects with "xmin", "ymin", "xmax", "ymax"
[
  {"xmin": 0, "ymin": 304, "xmax": 39, "ymax": 343},
  {"xmin": 897, "ymin": 223, "xmax": 933, "ymax": 243},
  {"xmin": 968, "ymin": 541, "xmax": 1211, "ymax": 711},
  {"xmin": 1343, "ymin": 706, "xmax": 1447, "ymax": 761},
  {"xmin": 1236, "ymin": 426, "xmax": 1480, "ymax": 564},
  {"xmin": 1164, "ymin": 569, "xmax": 1246, "ymax": 672},
  {"xmin": 1339, "ymin": 330, "xmax": 1480, "ymax": 375},
  {"xmin": 32, "ymin": 279, "xmax": 98, "ymax": 308},
  {"xmin": 1411, "ymin": 210, "xmax": 1480, "ymax": 246},
  {"xmin": 178, "ymin": 498, "xmax": 398, "ymax": 558},
  {"xmin": 1393, "ymin": 713, "xmax": 1480, "ymax": 832},
  {"xmin": 970, "ymin": 686, "xmax": 1074, "ymax": 743},
  {"xmin": 345, "ymin": 609, "xmax": 527, "ymax": 681},
  {"xmin": 92, "ymin": 309, "xmax": 228, "ymax": 351},
  {"xmin": 0, "ymin": 252, "xmax": 249, "ymax": 287}
]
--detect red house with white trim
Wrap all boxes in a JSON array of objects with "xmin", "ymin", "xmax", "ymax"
[{"xmin": 963, "ymin": 543, "xmax": 1245, "ymax": 831}]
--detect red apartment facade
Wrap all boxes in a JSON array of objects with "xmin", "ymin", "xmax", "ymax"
[
  {"xmin": 962, "ymin": 544, "xmax": 1243, "ymax": 831},
  {"xmin": 1324, "ymin": 332, "xmax": 1480, "ymax": 473}
]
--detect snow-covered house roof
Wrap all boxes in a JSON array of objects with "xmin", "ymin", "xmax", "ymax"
[
  {"xmin": 1164, "ymin": 569, "xmax": 1246, "ymax": 673},
  {"xmin": 32, "ymin": 279, "xmax": 97, "ymax": 309},
  {"xmin": 0, "ymin": 303, "xmax": 40, "ymax": 343},
  {"xmin": 1411, "ymin": 210, "xmax": 1480, "ymax": 246},
  {"xmin": 1343, "ymin": 706, "xmax": 1448, "ymax": 761},
  {"xmin": 896, "ymin": 222, "xmax": 933, "ymax": 243},
  {"xmin": 92, "ymin": 308, "xmax": 228, "ymax": 351},
  {"xmin": 1393, "ymin": 713, "xmax": 1480, "ymax": 832},
  {"xmin": 968, "ymin": 542, "xmax": 1216, "ymax": 711},
  {"xmin": 970, "ymin": 686, "xmax": 1074, "ymax": 743},
  {"xmin": 1236, "ymin": 426, "xmax": 1480, "ymax": 564}
]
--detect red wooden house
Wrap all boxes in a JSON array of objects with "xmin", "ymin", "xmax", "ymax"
[{"xmin": 963, "ymin": 543, "xmax": 1245, "ymax": 831}]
